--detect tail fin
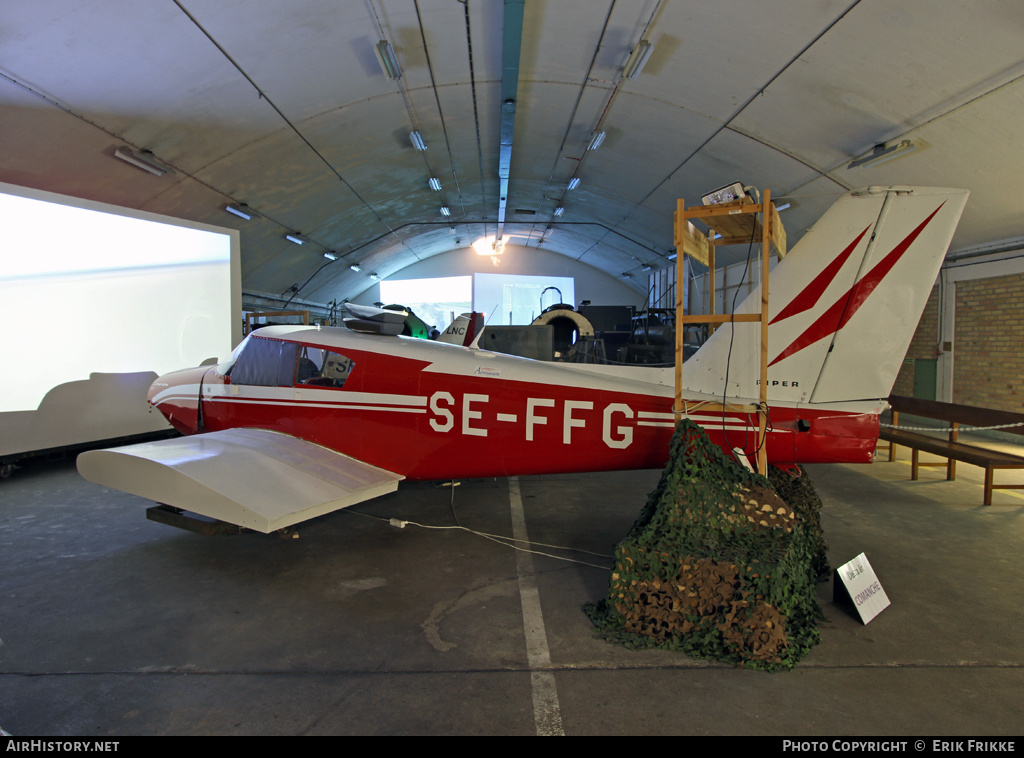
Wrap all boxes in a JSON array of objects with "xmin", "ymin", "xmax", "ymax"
[
  {"xmin": 436, "ymin": 312, "xmax": 485, "ymax": 347},
  {"xmin": 685, "ymin": 186, "xmax": 969, "ymax": 405}
]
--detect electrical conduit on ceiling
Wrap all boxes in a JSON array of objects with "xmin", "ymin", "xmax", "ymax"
[{"xmin": 497, "ymin": 0, "xmax": 525, "ymax": 243}]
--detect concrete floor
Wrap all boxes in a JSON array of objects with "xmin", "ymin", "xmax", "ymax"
[{"xmin": 1, "ymin": 446, "xmax": 1022, "ymax": 736}]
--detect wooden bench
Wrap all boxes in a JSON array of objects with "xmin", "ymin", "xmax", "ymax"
[{"xmin": 879, "ymin": 395, "xmax": 1024, "ymax": 505}]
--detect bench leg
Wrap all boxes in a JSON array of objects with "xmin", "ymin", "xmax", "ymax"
[
  {"xmin": 911, "ymin": 449, "xmax": 919, "ymax": 480},
  {"xmin": 984, "ymin": 469, "xmax": 994, "ymax": 506}
]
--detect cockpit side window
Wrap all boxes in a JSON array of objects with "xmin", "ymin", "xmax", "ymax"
[
  {"xmin": 296, "ymin": 346, "xmax": 355, "ymax": 389},
  {"xmin": 230, "ymin": 336, "xmax": 300, "ymax": 387}
]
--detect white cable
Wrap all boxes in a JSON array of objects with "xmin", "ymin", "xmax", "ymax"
[{"xmin": 343, "ymin": 508, "xmax": 614, "ymax": 569}]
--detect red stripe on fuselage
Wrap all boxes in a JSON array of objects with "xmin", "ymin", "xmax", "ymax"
[{"xmin": 187, "ymin": 361, "xmax": 879, "ymax": 478}]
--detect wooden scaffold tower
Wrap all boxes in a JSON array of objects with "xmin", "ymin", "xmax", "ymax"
[{"xmin": 672, "ymin": 189, "xmax": 787, "ymax": 475}]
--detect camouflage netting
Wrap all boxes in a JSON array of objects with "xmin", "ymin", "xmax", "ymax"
[{"xmin": 585, "ymin": 419, "xmax": 830, "ymax": 671}]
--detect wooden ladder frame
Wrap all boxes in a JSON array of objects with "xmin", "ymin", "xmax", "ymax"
[{"xmin": 672, "ymin": 189, "xmax": 786, "ymax": 475}]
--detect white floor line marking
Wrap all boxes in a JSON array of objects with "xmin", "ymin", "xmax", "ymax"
[{"xmin": 508, "ymin": 476, "xmax": 565, "ymax": 737}]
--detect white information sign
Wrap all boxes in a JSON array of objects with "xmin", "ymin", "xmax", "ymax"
[{"xmin": 835, "ymin": 552, "xmax": 890, "ymax": 624}]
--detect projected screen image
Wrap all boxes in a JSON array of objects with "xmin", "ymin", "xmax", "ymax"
[
  {"xmin": 0, "ymin": 183, "xmax": 238, "ymax": 456},
  {"xmin": 379, "ymin": 276, "xmax": 472, "ymax": 334},
  {"xmin": 474, "ymin": 274, "xmax": 575, "ymax": 326}
]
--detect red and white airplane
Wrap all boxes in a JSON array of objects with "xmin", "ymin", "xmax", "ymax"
[{"xmin": 78, "ymin": 185, "xmax": 968, "ymax": 533}]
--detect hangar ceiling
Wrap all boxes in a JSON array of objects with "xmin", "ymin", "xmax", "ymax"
[{"xmin": 3, "ymin": 0, "xmax": 1023, "ymax": 305}]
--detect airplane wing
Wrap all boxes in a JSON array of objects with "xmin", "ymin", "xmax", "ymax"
[{"xmin": 76, "ymin": 428, "xmax": 404, "ymax": 533}]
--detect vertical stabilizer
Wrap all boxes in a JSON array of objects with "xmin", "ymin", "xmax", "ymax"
[
  {"xmin": 437, "ymin": 312, "xmax": 485, "ymax": 347},
  {"xmin": 684, "ymin": 186, "xmax": 968, "ymax": 405}
]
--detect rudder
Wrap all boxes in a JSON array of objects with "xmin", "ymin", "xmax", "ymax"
[{"xmin": 684, "ymin": 186, "xmax": 969, "ymax": 406}]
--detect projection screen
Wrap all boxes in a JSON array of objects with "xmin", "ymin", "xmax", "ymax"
[{"xmin": 0, "ymin": 182, "xmax": 240, "ymax": 460}]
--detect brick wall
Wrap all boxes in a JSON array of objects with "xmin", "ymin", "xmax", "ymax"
[
  {"xmin": 954, "ymin": 273, "xmax": 1024, "ymax": 412},
  {"xmin": 892, "ymin": 285, "xmax": 940, "ymax": 398}
]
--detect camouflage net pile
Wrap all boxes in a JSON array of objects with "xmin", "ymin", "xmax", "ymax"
[{"xmin": 585, "ymin": 419, "xmax": 830, "ymax": 671}]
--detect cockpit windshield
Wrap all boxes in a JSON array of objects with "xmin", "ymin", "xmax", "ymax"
[{"xmin": 225, "ymin": 335, "xmax": 355, "ymax": 389}]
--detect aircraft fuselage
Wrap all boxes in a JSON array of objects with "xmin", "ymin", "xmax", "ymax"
[{"xmin": 149, "ymin": 326, "xmax": 881, "ymax": 480}]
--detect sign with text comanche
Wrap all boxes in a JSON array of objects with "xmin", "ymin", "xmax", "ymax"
[{"xmin": 834, "ymin": 553, "xmax": 890, "ymax": 624}]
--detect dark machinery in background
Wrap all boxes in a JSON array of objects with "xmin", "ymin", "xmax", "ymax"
[
  {"xmin": 576, "ymin": 304, "xmax": 701, "ymax": 366},
  {"xmin": 484, "ymin": 301, "xmax": 706, "ymax": 366},
  {"xmin": 320, "ymin": 296, "xmax": 706, "ymax": 366}
]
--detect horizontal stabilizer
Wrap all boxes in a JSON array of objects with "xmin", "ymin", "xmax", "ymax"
[{"xmin": 77, "ymin": 428, "xmax": 404, "ymax": 533}]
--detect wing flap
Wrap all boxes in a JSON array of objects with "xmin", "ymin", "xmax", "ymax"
[{"xmin": 77, "ymin": 428, "xmax": 403, "ymax": 533}]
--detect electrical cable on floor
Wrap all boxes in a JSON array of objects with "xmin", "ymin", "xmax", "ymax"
[
  {"xmin": 342, "ymin": 496, "xmax": 615, "ymax": 571},
  {"xmin": 436, "ymin": 479, "xmax": 464, "ymax": 528}
]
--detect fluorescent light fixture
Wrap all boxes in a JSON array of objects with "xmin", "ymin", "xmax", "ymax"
[
  {"xmin": 621, "ymin": 272, "xmax": 632, "ymax": 278},
  {"xmin": 428, "ymin": 177, "xmax": 442, "ymax": 191},
  {"xmin": 668, "ymin": 252, "xmax": 678, "ymax": 260},
  {"xmin": 449, "ymin": 226, "xmax": 457, "ymax": 235},
  {"xmin": 224, "ymin": 203, "xmax": 253, "ymax": 220},
  {"xmin": 641, "ymin": 264, "xmax": 652, "ymax": 272},
  {"xmin": 370, "ymin": 273, "xmax": 381, "ymax": 281},
  {"xmin": 374, "ymin": 40, "xmax": 402, "ymax": 79},
  {"xmin": 848, "ymin": 140, "xmax": 917, "ymax": 169},
  {"xmin": 440, "ymin": 206, "xmax": 451, "ymax": 217},
  {"xmin": 350, "ymin": 264, "xmax": 362, "ymax": 272},
  {"xmin": 323, "ymin": 252, "xmax": 337, "ymax": 261},
  {"xmin": 586, "ymin": 131, "xmax": 606, "ymax": 151},
  {"xmin": 567, "ymin": 177, "xmax": 581, "ymax": 190},
  {"xmin": 285, "ymin": 234, "xmax": 303, "ymax": 245},
  {"xmin": 775, "ymin": 202, "xmax": 791, "ymax": 212},
  {"xmin": 553, "ymin": 206, "xmax": 565, "ymax": 217},
  {"xmin": 113, "ymin": 146, "xmax": 171, "ymax": 177},
  {"xmin": 410, "ymin": 131, "xmax": 427, "ymax": 151},
  {"xmin": 623, "ymin": 39, "xmax": 653, "ymax": 80}
]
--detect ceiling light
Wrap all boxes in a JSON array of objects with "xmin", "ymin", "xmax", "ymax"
[
  {"xmin": 410, "ymin": 131, "xmax": 427, "ymax": 151},
  {"xmin": 323, "ymin": 252, "xmax": 337, "ymax": 261},
  {"xmin": 641, "ymin": 264, "xmax": 652, "ymax": 272},
  {"xmin": 848, "ymin": 140, "xmax": 916, "ymax": 169},
  {"xmin": 623, "ymin": 39, "xmax": 653, "ymax": 80},
  {"xmin": 586, "ymin": 131, "xmax": 607, "ymax": 151},
  {"xmin": 370, "ymin": 273, "xmax": 381, "ymax": 281},
  {"xmin": 113, "ymin": 146, "xmax": 171, "ymax": 176},
  {"xmin": 567, "ymin": 177, "xmax": 581, "ymax": 190},
  {"xmin": 553, "ymin": 207, "xmax": 565, "ymax": 217},
  {"xmin": 349, "ymin": 264, "xmax": 362, "ymax": 272},
  {"xmin": 449, "ymin": 226, "xmax": 457, "ymax": 235},
  {"xmin": 775, "ymin": 203, "xmax": 791, "ymax": 212},
  {"xmin": 374, "ymin": 40, "xmax": 402, "ymax": 79},
  {"xmin": 224, "ymin": 203, "xmax": 253, "ymax": 220},
  {"xmin": 621, "ymin": 272, "xmax": 632, "ymax": 278},
  {"xmin": 428, "ymin": 177, "xmax": 442, "ymax": 191},
  {"xmin": 285, "ymin": 234, "xmax": 304, "ymax": 245},
  {"xmin": 440, "ymin": 206, "xmax": 451, "ymax": 217},
  {"xmin": 473, "ymin": 235, "xmax": 505, "ymax": 256}
]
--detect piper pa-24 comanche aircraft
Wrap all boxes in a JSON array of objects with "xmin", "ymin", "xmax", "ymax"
[{"xmin": 78, "ymin": 185, "xmax": 968, "ymax": 534}]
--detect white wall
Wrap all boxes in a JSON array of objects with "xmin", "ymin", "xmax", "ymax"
[{"xmin": 351, "ymin": 245, "xmax": 643, "ymax": 309}]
